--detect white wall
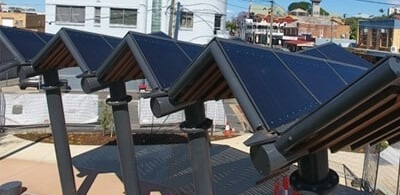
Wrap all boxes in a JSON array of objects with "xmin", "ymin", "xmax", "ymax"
[{"xmin": 45, "ymin": 0, "xmax": 227, "ymax": 43}]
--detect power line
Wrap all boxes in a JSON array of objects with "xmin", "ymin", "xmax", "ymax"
[{"xmin": 354, "ymin": 0, "xmax": 400, "ymax": 6}]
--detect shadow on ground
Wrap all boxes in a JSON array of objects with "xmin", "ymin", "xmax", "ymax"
[{"xmin": 72, "ymin": 144, "xmax": 365, "ymax": 195}]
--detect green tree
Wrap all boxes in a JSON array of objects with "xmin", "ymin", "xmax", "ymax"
[
  {"xmin": 288, "ymin": 1, "xmax": 311, "ymax": 12},
  {"xmin": 288, "ymin": 1, "xmax": 329, "ymax": 16},
  {"xmin": 345, "ymin": 17, "xmax": 359, "ymax": 40}
]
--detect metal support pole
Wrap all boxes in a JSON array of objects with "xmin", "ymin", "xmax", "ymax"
[
  {"xmin": 107, "ymin": 82, "xmax": 140, "ymax": 195},
  {"xmin": 290, "ymin": 150, "xmax": 338, "ymax": 194},
  {"xmin": 174, "ymin": 2, "xmax": 181, "ymax": 40},
  {"xmin": 168, "ymin": 0, "xmax": 176, "ymax": 36},
  {"xmin": 269, "ymin": 0, "xmax": 274, "ymax": 48},
  {"xmin": 42, "ymin": 70, "xmax": 76, "ymax": 195},
  {"xmin": 181, "ymin": 102, "xmax": 214, "ymax": 195}
]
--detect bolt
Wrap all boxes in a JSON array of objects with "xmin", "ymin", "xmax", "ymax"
[{"xmin": 288, "ymin": 136, "xmax": 293, "ymax": 141}]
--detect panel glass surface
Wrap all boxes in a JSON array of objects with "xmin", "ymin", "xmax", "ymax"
[
  {"xmin": 150, "ymin": 32, "xmax": 171, "ymax": 39},
  {"xmin": 36, "ymin": 33, "xmax": 54, "ymax": 43},
  {"xmin": 132, "ymin": 34, "xmax": 192, "ymax": 89},
  {"xmin": 103, "ymin": 36, "xmax": 121, "ymax": 48},
  {"xmin": 277, "ymin": 52, "xmax": 348, "ymax": 103},
  {"xmin": 219, "ymin": 41, "xmax": 319, "ymax": 128},
  {"xmin": 66, "ymin": 29, "xmax": 121, "ymax": 71},
  {"xmin": 327, "ymin": 62, "xmax": 366, "ymax": 84},
  {"xmin": 317, "ymin": 44, "xmax": 372, "ymax": 68},
  {"xmin": 177, "ymin": 41, "xmax": 204, "ymax": 60},
  {"xmin": 0, "ymin": 27, "xmax": 49, "ymax": 60},
  {"xmin": 299, "ymin": 48, "xmax": 325, "ymax": 59}
]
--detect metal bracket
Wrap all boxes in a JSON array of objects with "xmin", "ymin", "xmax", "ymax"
[
  {"xmin": 41, "ymin": 85, "xmax": 61, "ymax": 90},
  {"xmin": 180, "ymin": 118, "xmax": 212, "ymax": 134},
  {"xmin": 106, "ymin": 95, "xmax": 132, "ymax": 106},
  {"xmin": 290, "ymin": 169, "xmax": 339, "ymax": 193}
]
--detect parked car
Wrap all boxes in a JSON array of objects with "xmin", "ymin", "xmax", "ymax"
[
  {"xmin": 19, "ymin": 76, "xmax": 71, "ymax": 92},
  {"xmin": 19, "ymin": 75, "xmax": 41, "ymax": 90}
]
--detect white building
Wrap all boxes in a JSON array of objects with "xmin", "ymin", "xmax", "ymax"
[{"xmin": 45, "ymin": 0, "xmax": 228, "ymax": 44}]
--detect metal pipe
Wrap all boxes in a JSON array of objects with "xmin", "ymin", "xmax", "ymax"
[
  {"xmin": 182, "ymin": 102, "xmax": 214, "ymax": 195},
  {"xmin": 108, "ymin": 82, "xmax": 141, "ymax": 195},
  {"xmin": 290, "ymin": 150, "xmax": 338, "ymax": 194},
  {"xmin": 42, "ymin": 70, "xmax": 76, "ymax": 195}
]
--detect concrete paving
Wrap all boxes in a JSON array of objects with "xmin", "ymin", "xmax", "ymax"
[{"xmin": 0, "ymin": 132, "xmax": 378, "ymax": 195}]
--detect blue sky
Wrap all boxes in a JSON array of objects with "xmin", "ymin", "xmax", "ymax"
[{"xmin": 3, "ymin": 0, "xmax": 397, "ymax": 18}]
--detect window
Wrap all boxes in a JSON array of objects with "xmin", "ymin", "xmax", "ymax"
[
  {"xmin": 180, "ymin": 11, "xmax": 193, "ymax": 29},
  {"xmin": 110, "ymin": 8, "xmax": 137, "ymax": 26},
  {"xmin": 56, "ymin": 6, "xmax": 85, "ymax": 23},
  {"xmin": 214, "ymin": 14, "xmax": 222, "ymax": 30},
  {"xmin": 94, "ymin": 7, "xmax": 101, "ymax": 24}
]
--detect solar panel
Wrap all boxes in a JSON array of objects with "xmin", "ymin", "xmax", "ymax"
[
  {"xmin": 0, "ymin": 26, "xmax": 52, "ymax": 61},
  {"xmin": 276, "ymin": 52, "xmax": 348, "ymax": 103},
  {"xmin": 300, "ymin": 43, "xmax": 372, "ymax": 68},
  {"xmin": 217, "ymin": 40, "xmax": 369, "ymax": 128},
  {"xmin": 150, "ymin": 31, "xmax": 171, "ymax": 39},
  {"xmin": 326, "ymin": 62, "xmax": 366, "ymax": 84},
  {"xmin": 65, "ymin": 29, "xmax": 121, "ymax": 71},
  {"xmin": 219, "ymin": 41, "xmax": 320, "ymax": 127},
  {"xmin": 177, "ymin": 41, "xmax": 204, "ymax": 60},
  {"xmin": 131, "ymin": 33, "xmax": 192, "ymax": 89}
]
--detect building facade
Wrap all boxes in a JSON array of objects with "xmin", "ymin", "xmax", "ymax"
[
  {"xmin": 0, "ymin": 12, "xmax": 45, "ymax": 32},
  {"xmin": 357, "ymin": 19, "xmax": 400, "ymax": 52},
  {"xmin": 45, "ymin": 0, "xmax": 227, "ymax": 44}
]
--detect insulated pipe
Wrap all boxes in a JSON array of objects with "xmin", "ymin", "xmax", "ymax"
[
  {"xmin": 181, "ymin": 102, "xmax": 214, "ymax": 195},
  {"xmin": 150, "ymin": 96, "xmax": 194, "ymax": 118},
  {"xmin": 81, "ymin": 76, "xmax": 110, "ymax": 93},
  {"xmin": 107, "ymin": 82, "xmax": 141, "ymax": 195},
  {"xmin": 42, "ymin": 70, "xmax": 76, "ymax": 195}
]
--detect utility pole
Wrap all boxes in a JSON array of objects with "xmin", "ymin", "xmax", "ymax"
[
  {"xmin": 168, "ymin": 0, "xmax": 176, "ymax": 37},
  {"xmin": 174, "ymin": 2, "xmax": 181, "ymax": 40},
  {"xmin": 269, "ymin": 0, "xmax": 274, "ymax": 48}
]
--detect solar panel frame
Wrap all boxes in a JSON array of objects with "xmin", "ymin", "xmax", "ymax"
[
  {"xmin": 299, "ymin": 43, "xmax": 373, "ymax": 68},
  {"xmin": 0, "ymin": 26, "xmax": 51, "ymax": 62},
  {"xmin": 97, "ymin": 31, "xmax": 196, "ymax": 90},
  {"xmin": 169, "ymin": 37, "xmax": 369, "ymax": 131}
]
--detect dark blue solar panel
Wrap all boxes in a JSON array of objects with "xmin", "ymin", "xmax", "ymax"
[
  {"xmin": 150, "ymin": 31, "xmax": 171, "ymax": 39},
  {"xmin": 36, "ymin": 33, "xmax": 54, "ymax": 43},
  {"xmin": 314, "ymin": 43, "xmax": 372, "ymax": 68},
  {"xmin": 327, "ymin": 62, "xmax": 366, "ymax": 84},
  {"xmin": 103, "ymin": 36, "xmax": 121, "ymax": 48},
  {"xmin": 276, "ymin": 52, "xmax": 347, "ymax": 103},
  {"xmin": 65, "ymin": 29, "xmax": 121, "ymax": 71},
  {"xmin": 177, "ymin": 41, "xmax": 203, "ymax": 60},
  {"xmin": 132, "ymin": 33, "xmax": 192, "ymax": 89},
  {"xmin": 299, "ymin": 48, "xmax": 325, "ymax": 59},
  {"xmin": 0, "ymin": 27, "xmax": 49, "ymax": 60},
  {"xmin": 219, "ymin": 41, "xmax": 319, "ymax": 128}
]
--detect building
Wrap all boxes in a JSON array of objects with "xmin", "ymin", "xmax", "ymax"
[
  {"xmin": 357, "ymin": 19, "xmax": 400, "ymax": 52},
  {"xmin": 0, "ymin": 3, "xmax": 45, "ymax": 32},
  {"xmin": 45, "ymin": 0, "xmax": 227, "ymax": 44}
]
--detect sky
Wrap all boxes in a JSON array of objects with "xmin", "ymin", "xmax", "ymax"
[{"xmin": 2, "ymin": 0, "xmax": 398, "ymax": 18}]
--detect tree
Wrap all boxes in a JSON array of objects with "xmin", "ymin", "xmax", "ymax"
[
  {"xmin": 288, "ymin": 1, "xmax": 311, "ymax": 12},
  {"xmin": 344, "ymin": 17, "xmax": 359, "ymax": 40},
  {"xmin": 288, "ymin": 1, "xmax": 329, "ymax": 16}
]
